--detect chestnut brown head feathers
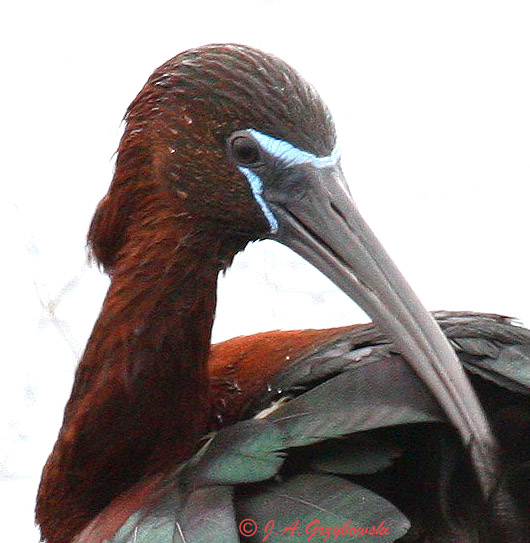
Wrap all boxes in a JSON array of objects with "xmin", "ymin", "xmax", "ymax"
[{"xmin": 89, "ymin": 44, "xmax": 335, "ymax": 272}]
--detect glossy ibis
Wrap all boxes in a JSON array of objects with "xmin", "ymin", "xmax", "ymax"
[{"xmin": 36, "ymin": 44, "xmax": 530, "ymax": 543}]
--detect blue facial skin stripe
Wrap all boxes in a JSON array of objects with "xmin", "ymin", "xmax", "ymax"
[
  {"xmin": 239, "ymin": 130, "xmax": 340, "ymax": 234},
  {"xmin": 239, "ymin": 166, "xmax": 279, "ymax": 234},
  {"xmin": 248, "ymin": 129, "xmax": 341, "ymax": 169}
]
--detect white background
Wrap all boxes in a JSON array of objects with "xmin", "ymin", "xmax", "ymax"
[{"xmin": 2, "ymin": 1, "xmax": 530, "ymax": 540}]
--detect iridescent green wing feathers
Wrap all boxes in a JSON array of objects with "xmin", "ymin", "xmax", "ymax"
[{"xmin": 97, "ymin": 312, "xmax": 530, "ymax": 543}]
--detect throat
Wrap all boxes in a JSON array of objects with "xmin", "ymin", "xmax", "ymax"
[{"xmin": 36, "ymin": 223, "xmax": 240, "ymax": 543}]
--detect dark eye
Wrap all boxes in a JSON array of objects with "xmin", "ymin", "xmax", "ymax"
[{"xmin": 229, "ymin": 135, "xmax": 262, "ymax": 167}]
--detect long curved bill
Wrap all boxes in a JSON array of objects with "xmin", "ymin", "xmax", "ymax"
[{"xmin": 269, "ymin": 165, "xmax": 498, "ymax": 498}]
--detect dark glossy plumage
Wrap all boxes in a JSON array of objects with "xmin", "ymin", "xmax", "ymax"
[
  {"xmin": 75, "ymin": 312, "xmax": 530, "ymax": 543},
  {"xmin": 36, "ymin": 44, "xmax": 530, "ymax": 543}
]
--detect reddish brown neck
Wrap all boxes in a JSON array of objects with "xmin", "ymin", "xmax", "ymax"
[{"xmin": 36, "ymin": 213, "xmax": 246, "ymax": 543}]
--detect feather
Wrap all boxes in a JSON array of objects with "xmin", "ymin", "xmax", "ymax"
[
  {"xmin": 235, "ymin": 474, "xmax": 410, "ymax": 542},
  {"xmin": 180, "ymin": 419, "xmax": 286, "ymax": 487},
  {"xmin": 111, "ymin": 487, "xmax": 238, "ymax": 543},
  {"xmin": 262, "ymin": 354, "xmax": 443, "ymax": 448},
  {"xmin": 306, "ymin": 435, "xmax": 403, "ymax": 476}
]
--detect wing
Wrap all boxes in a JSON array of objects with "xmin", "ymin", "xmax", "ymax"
[{"xmin": 76, "ymin": 312, "xmax": 530, "ymax": 543}]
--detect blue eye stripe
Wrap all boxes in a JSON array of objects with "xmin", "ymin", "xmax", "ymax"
[
  {"xmin": 239, "ymin": 166, "xmax": 279, "ymax": 234},
  {"xmin": 238, "ymin": 130, "xmax": 340, "ymax": 234},
  {"xmin": 248, "ymin": 129, "xmax": 340, "ymax": 169}
]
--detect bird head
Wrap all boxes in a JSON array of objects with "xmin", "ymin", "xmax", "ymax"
[{"xmin": 89, "ymin": 44, "xmax": 335, "ymax": 269}]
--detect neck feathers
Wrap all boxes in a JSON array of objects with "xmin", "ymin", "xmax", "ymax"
[{"xmin": 36, "ymin": 212, "xmax": 242, "ymax": 543}]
